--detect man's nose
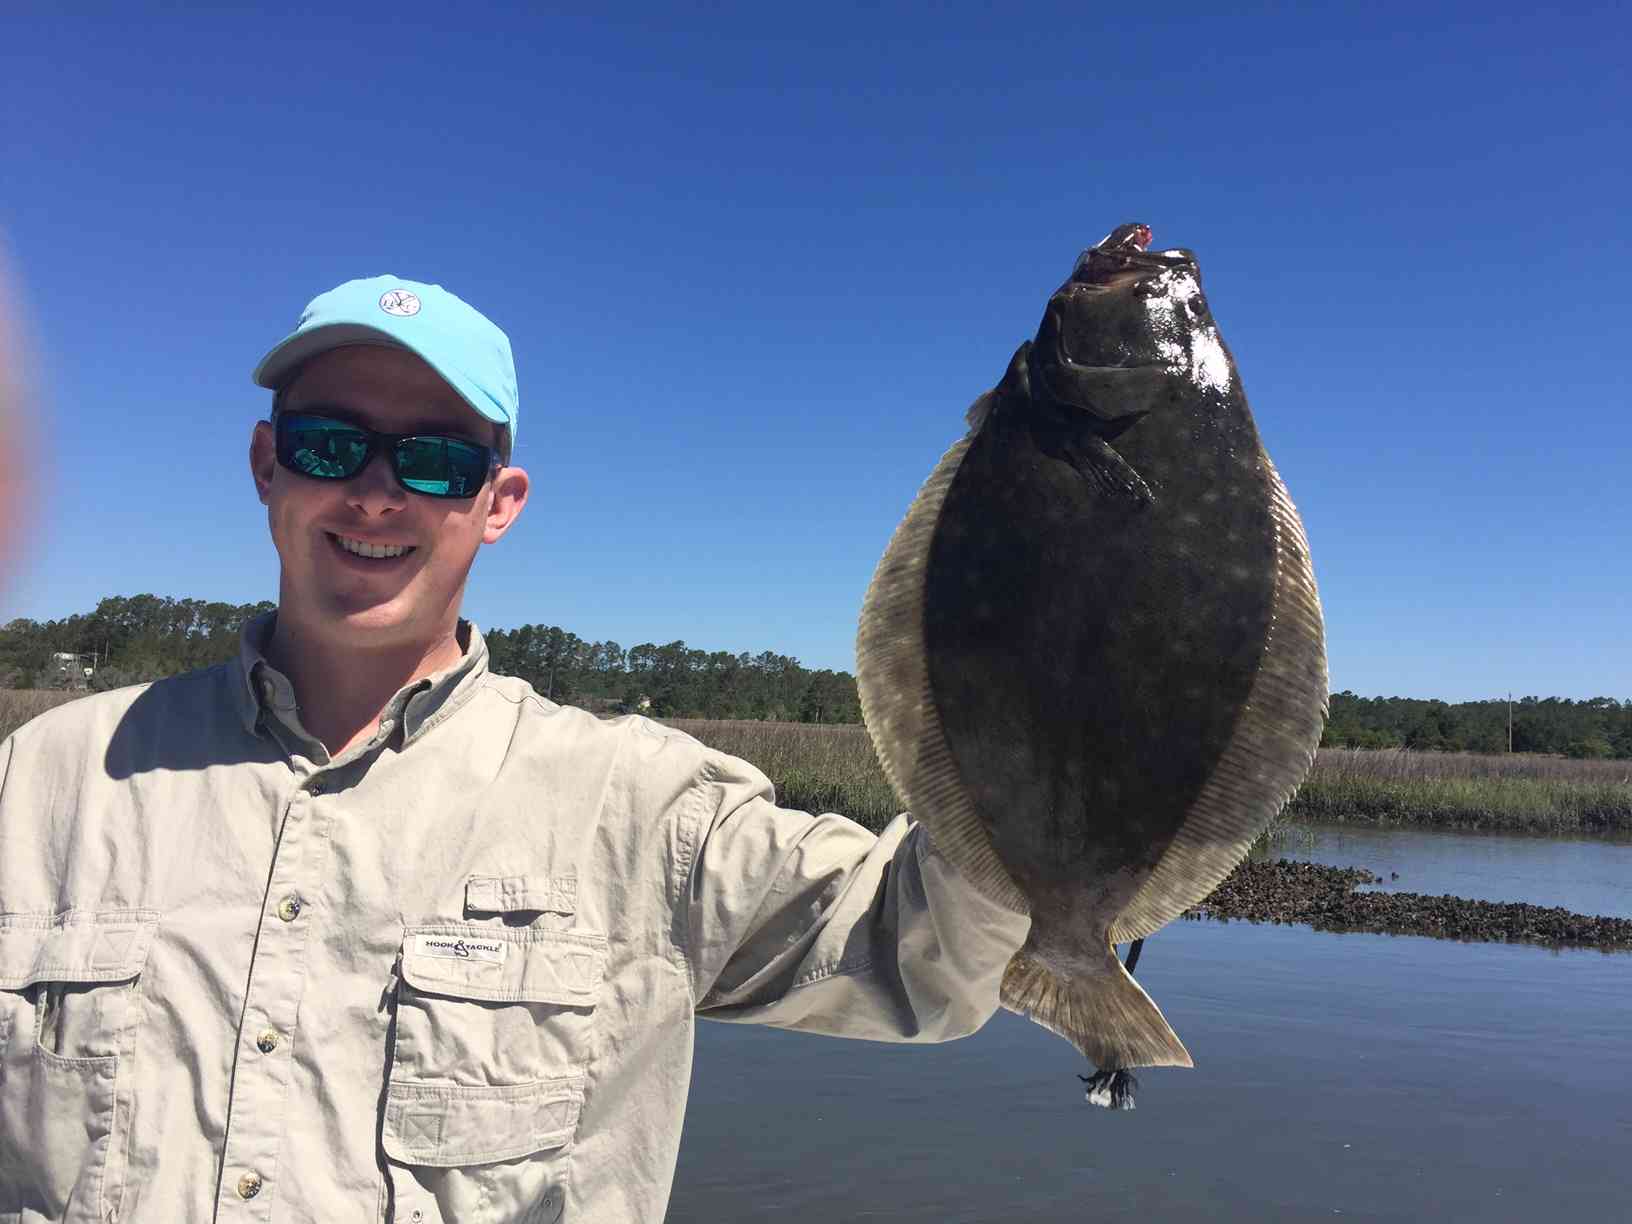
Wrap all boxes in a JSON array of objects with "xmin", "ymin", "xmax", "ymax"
[{"xmin": 345, "ymin": 450, "xmax": 407, "ymax": 515}]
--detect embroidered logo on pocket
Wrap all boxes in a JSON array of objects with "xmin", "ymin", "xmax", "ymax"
[{"xmin": 412, "ymin": 934, "xmax": 509, "ymax": 965}]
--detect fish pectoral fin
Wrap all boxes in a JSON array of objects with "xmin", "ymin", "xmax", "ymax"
[
  {"xmin": 999, "ymin": 944, "xmax": 1191, "ymax": 1077},
  {"xmin": 1043, "ymin": 431, "xmax": 1156, "ymax": 506}
]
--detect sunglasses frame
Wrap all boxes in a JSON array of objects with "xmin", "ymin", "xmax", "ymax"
[{"xmin": 273, "ymin": 410, "xmax": 502, "ymax": 500}]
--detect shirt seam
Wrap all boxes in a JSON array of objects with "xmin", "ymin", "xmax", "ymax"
[
  {"xmin": 471, "ymin": 674, "xmax": 551, "ymax": 708},
  {"xmin": 672, "ymin": 761, "xmax": 709, "ymax": 1009},
  {"xmin": 791, "ymin": 953, "xmax": 875, "ymax": 991},
  {"xmin": 105, "ymin": 972, "xmax": 148, "ymax": 1220},
  {"xmin": 407, "ymin": 670, "xmax": 486, "ymax": 741}
]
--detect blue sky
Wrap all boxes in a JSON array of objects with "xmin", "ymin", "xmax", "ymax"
[{"xmin": 1, "ymin": 1, "xmax": 1627, "ymax": 701}]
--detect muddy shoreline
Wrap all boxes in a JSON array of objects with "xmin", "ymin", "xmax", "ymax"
[{"xmin": 1186, "ymin": 859, "xmax": 1632, "ymax": 951}]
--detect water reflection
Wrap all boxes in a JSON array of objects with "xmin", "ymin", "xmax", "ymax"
[
  {"xmin": 674, "ymin": 916, "xmax": 1631, "ymax": 1222},
  {"xmin": 1273, "ymin": 822, "xmax": 1632, "ymax": 918}
]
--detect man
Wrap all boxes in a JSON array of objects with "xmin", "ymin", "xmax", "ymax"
[{"xmin": 0, "ymin": 277, "xmax": 1030, "ymax": 1222}]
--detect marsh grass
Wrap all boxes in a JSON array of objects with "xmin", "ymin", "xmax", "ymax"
[
  {"xmin": 9, "ymin": 696, "xmax": 1626, "ymax": 835},
  {"xmin": 667, "ymin": 719, "xmax": 901, "ymax": 832},
  {"xmin": 668, "ymin": 722, "xmax": 1632, "ymax": 836},
  {"xmin": 1290, "ymin": 746, "xmax": 1632, "ymax": 833},
  {"xmin": 0, "ymin": 689, "xmax": 84, "ymax": 742}
]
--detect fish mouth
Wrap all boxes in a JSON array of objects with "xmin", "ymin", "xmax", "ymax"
[
  {"xmin": 1070, "ymin": 223, "xmax": 1194, "ymax": 287},
  {"xmin": 1101, "ymin": 222, "xmax": 1154, "ymax": 252}
]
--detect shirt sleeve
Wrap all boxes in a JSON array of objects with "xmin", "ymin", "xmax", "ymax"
[{"xmin": 680, "ymin": 751, "xmax": 1031, "ymax": 1042}]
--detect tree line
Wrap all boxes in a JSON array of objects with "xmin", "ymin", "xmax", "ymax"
[
  {"xmin": 482, "ymin": 625, "xmax": 860, "ymax": 721},
  {"xmin": 0, "ymin": 594, "xmax": 278, "ymax": 691},
  {"xmin": 1323, "ymin": 691, "xmax": 1632, "ymax": 759},
  {"xmin": 0, "ymin": 594, "xmax": 862, "ymax": 722},
  {"xmin": 5, "ymin": 596, "xmax": 1629, "ymax": 751}
]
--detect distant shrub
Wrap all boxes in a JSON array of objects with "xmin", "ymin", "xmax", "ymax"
[{"xmin": 1562, "ymin": 736, "xmax": 1613, "ymax": 760}]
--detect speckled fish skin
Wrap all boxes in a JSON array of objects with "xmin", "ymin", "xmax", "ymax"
[{"xmin": 856, "ymin": 223, "xmax": 1327, "ymax": 1090}]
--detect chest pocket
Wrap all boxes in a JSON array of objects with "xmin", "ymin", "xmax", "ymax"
[
  {"xmin": 382, "ymin": 925, "xmax": 608, "ymax": 1224},
  {"xmin": 0, "ymin": 909, "xmax": 158, "ymax": 1224}
]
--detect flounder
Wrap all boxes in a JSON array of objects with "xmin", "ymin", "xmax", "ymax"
[{"xmin": 857, "ymin": 223, "xmax": 1327, "ymax": 1107}]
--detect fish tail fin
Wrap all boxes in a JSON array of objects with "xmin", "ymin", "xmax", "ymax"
[{"xmin": 1000, "ymin": 946, "xmax": 1192, "ymax": 1106}]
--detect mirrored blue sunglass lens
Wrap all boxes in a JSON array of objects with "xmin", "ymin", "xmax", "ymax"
[
  {"xmin": 282, "ymin": 418, "xmax": 370, "ymax": 479},
  {"xmin": 396, "ymin": 437, "xmax": 488, "ymax": 498}
]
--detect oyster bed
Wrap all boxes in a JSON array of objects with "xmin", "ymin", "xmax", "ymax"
[{"xmin": 1186, "ymin": 859, "xmax": 1632, "ymax": 950}]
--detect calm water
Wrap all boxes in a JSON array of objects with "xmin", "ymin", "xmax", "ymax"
[
  {"xmin": 1274, "ymin": 821, "xmax": 1632, "ymax": 918},
  {"xmin": 670, "ymin": 827, "xmax": 1632, "ymax": 1222}
]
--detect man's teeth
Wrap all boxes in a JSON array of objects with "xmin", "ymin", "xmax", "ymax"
[{"xmin": 335, "ymin": 534, "xmax": 411, "ymax": 559}]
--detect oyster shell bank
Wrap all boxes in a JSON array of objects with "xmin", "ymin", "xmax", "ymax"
[{"xmin": 857, "ymin": 223, "xmax": 1327, "ymax": 1107}]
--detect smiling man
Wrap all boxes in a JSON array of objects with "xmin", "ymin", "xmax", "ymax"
[
  {"xmin": 0, "ymin": 277, "xmax": 1030, "ymax": 1222},
  {"xmin": 252, "ymin": 334, "xmax": 528, "ymax": 757}
]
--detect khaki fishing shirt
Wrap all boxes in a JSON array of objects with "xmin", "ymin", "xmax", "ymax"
[{"xmin": 0, "ymin": 616, "xmax": 1030, "ymax": 1223}]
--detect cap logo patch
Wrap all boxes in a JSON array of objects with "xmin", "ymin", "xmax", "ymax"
[{"xmin": 379, "ymin": 289, "xmax": 421, "ymax": 317}]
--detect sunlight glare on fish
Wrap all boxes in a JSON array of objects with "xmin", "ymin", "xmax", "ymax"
[{"xmin": 1145, "ymin": 267, "xmax": 1233, "ymax": 394}]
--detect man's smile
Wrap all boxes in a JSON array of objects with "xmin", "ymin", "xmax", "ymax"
[{"xmin": 327, "ymin": 531, "xmax": 416, "ymax": 561}]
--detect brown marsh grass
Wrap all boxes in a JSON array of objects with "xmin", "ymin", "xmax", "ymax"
[
  {"xmin": 8, "ymin": 697, "xmax": 1625, "ymax": 835},
  {"xmin": 1313, "ymin": 746, "xmax": 1631, "ymax": 786},
  {"xmin": 1294, "ymin": 746, "xmax": 1632, "ymax": 832},
  {"xmin": 667, "ymin": 719, "xmax": 901, "ymax": 832},
  {"xmin": 0, "ymin": 689, "xmax": 84, "ymax": 742},
  {"xmin": 668, "ymin": 721, "xmax": 1632, "ymax": 836}
]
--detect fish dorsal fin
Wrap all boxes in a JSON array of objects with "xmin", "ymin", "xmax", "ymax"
[
  {"xmin": 1111, "ymin": 455, "xmax": 1327, "ymax": 942},
  {"xmin": 857, "ymin": 431, "xmax": 1030, "ymax": 914}
]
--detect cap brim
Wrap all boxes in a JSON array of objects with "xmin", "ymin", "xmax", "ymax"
[
  {"xmin": 251, "ymin": 323, "xmax": 510, "ymax": 431},
  {"xmin": 253, "ymin": 323, "xmax": 408, "ymax": 389}
]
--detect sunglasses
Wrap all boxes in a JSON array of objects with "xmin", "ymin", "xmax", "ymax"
[{"xmin": 274, "ymin": 411, "xmax": 500, "ymax": 500}]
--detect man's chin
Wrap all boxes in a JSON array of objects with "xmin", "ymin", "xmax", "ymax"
[
  {"xmin": 276, "ymin": 562, "xmax": 466, "ymax": 653},
  {"xmin": 303, "ymin": 590, "xmax": 428, "ymax": 644},
  {"xmin": 331, "ymin": 597, "xmax": 432, "ymax": 634}
]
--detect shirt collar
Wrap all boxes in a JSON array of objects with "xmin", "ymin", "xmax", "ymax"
[{"xmin": 233, "ymin": 611, "xmax": 491, "ymax": 746}]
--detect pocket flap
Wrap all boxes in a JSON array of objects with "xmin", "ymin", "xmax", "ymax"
[
  {"xmin": 383, "ymin": 1074, "xmax": 584, "ymax": 1166},
  {"xmin": 0, "ymin": 909, "xmax": 160, "ymax": 988},
  {"xmin": 466, "ymin": 873, "xmax": 577, "ymax": 915},
  {"xmin": 400, "ymin": 926, "xmax": 607, "ymax": 1004}
]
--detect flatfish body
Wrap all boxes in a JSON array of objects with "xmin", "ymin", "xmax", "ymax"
[{"xmin": 857, "ymin": 224, "xmax": 1326, "ymax": 1104}]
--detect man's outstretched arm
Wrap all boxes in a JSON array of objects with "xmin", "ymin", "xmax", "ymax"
[{"xmin": 677, "ymin": 748, "xmax": 1031, "ymax": 1040}]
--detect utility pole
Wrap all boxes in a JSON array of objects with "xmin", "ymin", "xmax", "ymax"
[{"xmin": 1508, "ymin": 692, "xmax": 1513, "ymax": 754}]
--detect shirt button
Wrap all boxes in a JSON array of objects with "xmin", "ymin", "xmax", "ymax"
[
  {"xmin": 276, "ymin": 895, "xmax": 303, "ymax": 922},
  {"xmin": 236, "ymin": 1171, "xmax": 263, "ymax": 1199},
  {"xmin": 308, "ymin": 781, "xmax": 324, "ymax": 796},
  {"xmin": 256, "ymin": 1029, "xmax": 280, "ymax": 1054}
]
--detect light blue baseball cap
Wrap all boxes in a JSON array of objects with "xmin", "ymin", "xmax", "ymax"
[{"xmin": 252, "ymin": 275, "xmax": 518, "ymax": 449}]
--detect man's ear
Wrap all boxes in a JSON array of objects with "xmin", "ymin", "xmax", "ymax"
[
  {"xmin": 250, "ymin": 420, "xmax": 276, "ymax": 504},
  {"xmin": 483, "ymin": 465, "xmax": 530, "ymax": 545}
]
